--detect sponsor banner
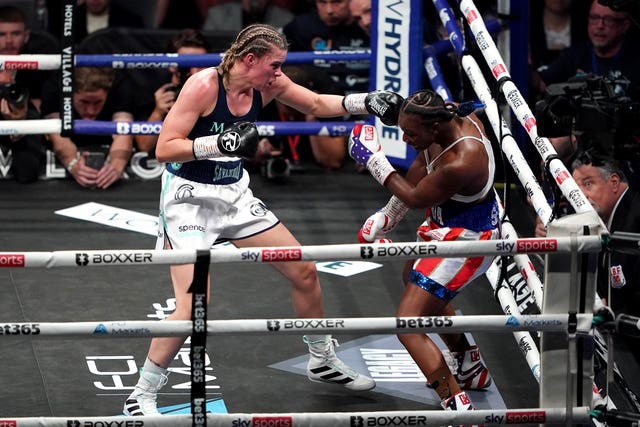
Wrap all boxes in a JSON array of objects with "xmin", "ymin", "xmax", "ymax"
[
  {"xmin": 371, "ymin": 0, "xmax": 421, "ymax": 168},
  {"xmin": 55, "ymin": 202, "xmax": 158, "ymax": 236},
  {"xmin": 0, "ymin": 253, "xmax": 25, "ymax": 268}
]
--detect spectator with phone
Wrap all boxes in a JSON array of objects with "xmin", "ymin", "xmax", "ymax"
[
  {"xmin": 0, "ymin": 71, "xmax": 44, "ymax": 183},
  {"xmin": 135, "ymin": 29, "xmax": 211, "ymax": 156},
  {"xmin": 41, "ymin": 67, "xmax": 135, "ymax": 189}
]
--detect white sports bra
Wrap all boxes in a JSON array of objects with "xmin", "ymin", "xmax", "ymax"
[{"xmin": 424, "ymin": 117, "xmax": 495, "ymax": 203}]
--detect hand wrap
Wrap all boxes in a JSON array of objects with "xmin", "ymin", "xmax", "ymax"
[
  {"xmin": 193, "ymin": 121, "xmax": 259, "ymax": 160},
  {"xmin": 348, "ymin": 124, "xmax": 396, "ymax": 185},
  {"xmin": 359, "ymin": 196, "xmax": 409, "ymax": 243}
]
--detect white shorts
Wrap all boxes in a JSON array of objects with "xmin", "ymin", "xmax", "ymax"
[{"xmin": 157, "ymin": 168, "xmax": 279, "ymax": 250}]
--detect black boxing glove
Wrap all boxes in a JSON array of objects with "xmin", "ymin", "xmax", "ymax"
[
  {"xmin": 192, "ymin": 121, "xmax": 259, "ymax": 160},
  {"xmin": 342, "ymin": 90, "xmax": 404, "ymax": 126}
]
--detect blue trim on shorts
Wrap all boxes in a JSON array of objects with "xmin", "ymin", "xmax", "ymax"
[
  {"xmin": 409, "ymin": 270, "xmax": 458, "ymax": 302},
  {"xmin": 166, "ymin": 159, "xmax": 243, "ymax": 184},
  {"xmin": 431, "ymin": 196, "xmax": 499, "ymax": 232}
]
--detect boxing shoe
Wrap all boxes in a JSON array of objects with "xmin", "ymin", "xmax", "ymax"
[
  {"xmin": 426, "ymin": 346, "xmax": 492, "ymax": 390},
  {"xmin": 442, "ymin": 391, "xmax": 483, "ymax": 427},
  {"xmin": 304, "ymin": 335, "xmax": 376, "ymax": 391},
  {"xmin": 123, "ymin": 371, "xmax": 169, "ymax": 416},
  {"xmin": 452, "ymin": 345, "xmax": 492, "ymax": 390}
]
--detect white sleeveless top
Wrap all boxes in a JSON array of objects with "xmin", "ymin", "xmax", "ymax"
[{"xmin": 424, "ymin": 117, "xmax": 495, "ymax": 203}]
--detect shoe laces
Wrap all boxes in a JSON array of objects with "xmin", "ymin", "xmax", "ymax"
[
  {"xmin": 139, "ymin": 372, "xmax": 169, "ymax": 393},
  {"xmin": 137, "ymin": 391, "xmax": 160, "ymax": 414}
]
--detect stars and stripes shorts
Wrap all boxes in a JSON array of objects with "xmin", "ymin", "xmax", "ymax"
[{"xmin": 409, "ymin": 218, "xmax": 500, "ymax": 302}]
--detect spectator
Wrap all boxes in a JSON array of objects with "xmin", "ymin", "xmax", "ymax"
[
  {"xmin": 135, "ymin": 29, "xmax": 211, "ymax": 155},
  {"xmin": 41, "ymin": 67, "xmax": 134, "ymax": 189},
  {"xmin": 283, "ymin": 0, "xmax": 369, "ymax": 96},
  {"xmin": 202, "ymin": 0, "xmax": 294, "ymax": 32},
  {"xmin": 0, "ymin": 71, "xmax": 44, "ymax": 184},
  {"xmin": 74, "ymin": 0, "xmax": 145, "ymax": 44},
  {"xmin": 529, "ymin": 0, "xmax": 589, "ymax": 70},
  {"xmin": 283, "ymin": 0, "xmax": 369, "ymax": 170},
  {"xmin": 0, "ymin": 5, "xmax": 56, "ymax": 111},
  {"xmin": 257, "ymin": 64, "xmax": 347, "ymax": 171},
  {"xmin": 349, "ymin": 0, "xmax": 371, "ymax": 36},
  {"xmin": 536, "ymin": 151, "xmax": 640, "ymax": 402},
  {"xmin": 532, "ymin": 0, "xmax": 640, "ymax": 100},
  {"xmin": 570, "ymin": 153, "xmax": 640, "ymax": 317}
]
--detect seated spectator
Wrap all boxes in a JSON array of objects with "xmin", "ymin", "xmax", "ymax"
[
  {"xmin": 74, "ymin": 0, "xmax": 145, "ymax": 45},
  {"xmin": 202, "ymin": 0, "xmax": 294, "ymax": 32},
  {"xmin": 0, "ymin": 5, "xmax": 56, "ymax": 111},
  {"xmin": 529, "ymin": 0, "xmax": 589, "ymax": 70},
  {"xmin": 349, "ymin": 0, "xmax": 371, "ymax": 36},
  {"xmin": 283, "ymin": 0, "xmax": 369, "ymax": 170},
  {"xmin": 283, "ymin": 0, "xmax": 369, "ymax": 96},
  {"xmin": 257, "ymin": 64, "xmax": 347, "ymax": 171},
  {"xmin": 135, "ymin": 29, "xmax": 211, "ymax": 155},
  {"xmin": 531, "ymin": 0, "xmax": 640, "ymax": 101},
  {"xmin": 41, "ymin": 67, "xmax": 134, "ymax": 189},
  {"xmin": 0, "ymin": 71, "xmax": 44, "ymax": 184}
]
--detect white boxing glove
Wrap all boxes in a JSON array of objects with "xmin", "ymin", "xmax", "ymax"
[
  {"xmin": 348, "ymin": 124, "xmax": 396, "ymax": 185},
  {"xmin": 358, "ymin": 195, "xmax": 409, "ymax": 243}
]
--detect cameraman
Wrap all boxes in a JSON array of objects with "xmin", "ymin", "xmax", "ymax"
[
  {"xmin": 0, "ymin": 72, "xmax": 44, "ymax": 184},
  {"xmin": 135, "ymin": 29, "xmax": 211, "ymax": 156},
  {"xmin": 531, "ymin": 0, "xmax": 640, "ymax": 101}
]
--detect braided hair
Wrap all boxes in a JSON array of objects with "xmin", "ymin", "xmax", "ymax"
[
  {"xmin": 400, "ymin": 89, "xmax": 483, "ymax": 127},
  {"xmin": 218, "ymin": 24, "xmax": 289, "ymax": 75}
]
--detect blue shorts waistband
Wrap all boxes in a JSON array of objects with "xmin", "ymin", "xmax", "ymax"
[
  {"xmin": 166, "ymin": 159, "xmax": 243, "ymax": 184},
  {"xmin": 430, "ymin": 196, "xmax": 500, "ymax": 232}
]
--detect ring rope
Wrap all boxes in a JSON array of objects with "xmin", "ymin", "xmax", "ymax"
[
  {"xmin": 429, "ymin": 0, "xmax": 556, "ymax": 390},
  {"xmin": 458, "ymin": 0, "xmax": 594, "ymax": 217},
  {"xmin": 0, "ymin": 236, "xmax": 604, "ymax": 268},
  {"xmin": 0, "ymin": 314, "xmax": 594, "ymax": 338},
  {"xmin": 0, "ymin": 119, "xmax": 357, "ymax": 136},
  {"xmin": 2, "ymin": 407, "xmax": 593, "ymax": 427},
  {"xmin": 0, "ymin": 21, "xmax": 500, "ymax": 72},
  {"xmin": 484, "ymin": 262, "xmax": 542, "ymax": 381},
  {"xmin": 457, "ymin": 1, "xmax": 614, "ymax": 414},
  {"xmin": 2, "ymin": 3, "xmax": 595, "ymax": 423}
]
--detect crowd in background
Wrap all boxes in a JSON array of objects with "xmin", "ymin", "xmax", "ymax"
[
  {"xmin": 0, "ymin": 0, "xmax": 500, "ymax": 186},
  {"xmin": 1, "ymin": 0, "xmax": 639, "ymax": 414}
]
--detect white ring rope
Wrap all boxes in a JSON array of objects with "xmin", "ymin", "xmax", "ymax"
[
  {"xmin": 2, "ymin": 3, "xmax": 602, "ymax": 424},
  {"xmin": 0, "ymin": 236, "xmax": 604, "ymax": 268},
  {"xmin": 3, "ymin": 407, "xmax": 593, "ymax": 427},
  {"xmin": 0, "ymin": 314, "xmax": 594, "ymax": 338},
  {"xmin": 484, "ymin": 263, "xmax": 542, "ymax": 381},
  {"xmin": 0, "ymin": 118, "xmax": 65, "ymax": 135},
  {"xmin": 458, "ymin": 0, "xmax": 598, "ymax": 219}
]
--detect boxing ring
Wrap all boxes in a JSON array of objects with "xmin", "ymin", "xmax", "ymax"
[
  {"xmin": 0, "ymin": 238, "xmax": 603, "ymax": 426},
  {"xmin": 1, "ymin": 0, "xmax": 639, "ymax": 425}
]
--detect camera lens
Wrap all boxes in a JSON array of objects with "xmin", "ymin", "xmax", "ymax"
[
  {"xmin": 262, "ymin": 156, "xmax": 290, "ymax": 183},
  {"xmin": 1, "ymin": 84, "xmax": 28, "ymax": 107}
]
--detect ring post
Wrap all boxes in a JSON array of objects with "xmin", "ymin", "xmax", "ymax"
[{"xmin": 541, "ymin": 211, "xmax": 603, "ymax": 417}]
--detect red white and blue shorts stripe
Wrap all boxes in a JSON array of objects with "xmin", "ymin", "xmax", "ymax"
[{"xmin": 410, "ymin": 218, "xmax": 500, "ymax": 302}]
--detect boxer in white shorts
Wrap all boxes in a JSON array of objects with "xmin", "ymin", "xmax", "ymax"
[
  {"xmin": 124, "ymin": 23, "xmax": 405, "ymax": 416},
  {"xmin": 158, "ymin": 164, "xmax": 279, "ymax": 251}
]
